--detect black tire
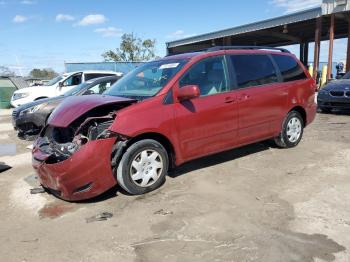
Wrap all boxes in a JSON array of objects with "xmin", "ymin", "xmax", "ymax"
[
  {"xmin": 319, "ymin": 107, "xmax": 332, "ymax": 113},
  {"xmin": 116, "ymin": 139, "xmax": 168, "ymax": 195},
  {"xmin": 274, "ymin": 111, "xmax": 304, "ymax": 148}
]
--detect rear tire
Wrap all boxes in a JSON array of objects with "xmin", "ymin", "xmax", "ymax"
[
  {"xmin": 116, "ymin": 139, "xmax": 168, "ymax": 195},
  {"xmin": 274, "ymin": 111, "xmax": 304, "ymax": 148}
]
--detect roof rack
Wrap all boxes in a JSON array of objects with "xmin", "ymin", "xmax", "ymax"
[{"xmin": 207, "ymin": 46, "xmax": 290, "ymax": 53}]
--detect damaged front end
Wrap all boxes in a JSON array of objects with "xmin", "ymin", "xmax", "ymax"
[
  {"xmin": 36, "ymin": 113, "xmax": 117, "ymax": 164},
  {"xmin": 32, "ymin": 95, "xmax": 135, "ymax": 201}
]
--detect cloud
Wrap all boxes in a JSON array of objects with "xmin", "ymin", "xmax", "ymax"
[
  {"xmin": 166, "ymin": 30, "xmax": 195, "ymax": 39},
  {"xmin": 269, "ymin": 0, "xmax": 321, "ymax": 13},
  {"xmin": 21, "ymin": 0, "xmax": 36, "ymax": 4},
  {"xmin": 13, "ymin": 15, "xmax": 28, "ymax": 23},
  {"xmin": 56, "ymin": 14, "xmax": 75, "ymax": 22},
  {"xmin": 76, "ymin": 14, "xmax": 106, "ymax": 26},
  {"xmin": 94, "ymin": 27, "xmax": 122, "ymax": 37}
]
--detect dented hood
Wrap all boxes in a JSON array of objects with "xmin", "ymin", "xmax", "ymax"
[{"xmin": 48, "ymin": 95, "xmax": 135, "ymax": 127}]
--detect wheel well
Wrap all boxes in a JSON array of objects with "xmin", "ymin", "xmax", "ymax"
[
  {"xmin": 45, "ymin": 113, "xmax": 51, "ymax": 124},
  {"xmin": 34, "ymin": 97, "xmax": 48, "ymax": 101},
  {"xmin": 127, "ymin": 133, "xmax": 176, "ymax": 168},
  {"xmin": 290, "ymin": 106, "xmax": 306, "ymax": 126}
]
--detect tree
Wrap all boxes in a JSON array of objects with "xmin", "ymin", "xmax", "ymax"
[
  {"xmin": 102, "ymin": 33, "xmax": 157, "ymax": 62},
  {"xmin": 29, "ymin": 68, "xmax": 58, "ymax": 79},
  {"xmin": 0, "ymin": 66, "xmax": 15, "ymax": 76}
]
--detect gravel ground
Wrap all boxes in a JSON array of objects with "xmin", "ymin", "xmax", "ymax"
[{"xmin": 0, "ymin": 109, "xmax": 350, "ymax": 262}]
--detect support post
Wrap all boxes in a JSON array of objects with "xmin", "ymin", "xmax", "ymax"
[
  {"xmin": 327, "ymin": 14, "xmax": 335, "ymax": 80},
  {"xmin": 223, "ymin": 37, "xmax": 232, "ymax": 46},
  {"xmin": 300, "ymin": 42, "xmax": 309, "ymax": 66},
  {"xmin": 300, "ymin": 43, "xmax": 304, "ymax": 65},
  {"xmin": 313, "ymin": 17, "xmax": 322, "ymax": 80},
  {"xmin": 346, "ymin": 21, "xmax": 350, "ymax": 72}
]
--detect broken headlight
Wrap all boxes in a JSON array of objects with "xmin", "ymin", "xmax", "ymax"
[
  {"xmin": 87, "ymin": 120, "xmax": 116, "ymax": 140},
  {"xmin": 55, "ymin": 142, "xmax": 79, "ymax": 157}
]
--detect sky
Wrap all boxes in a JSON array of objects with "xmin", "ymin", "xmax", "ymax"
[{"xmin": 0, "ymin": 0, "xmax": 347, "ymax": 75}]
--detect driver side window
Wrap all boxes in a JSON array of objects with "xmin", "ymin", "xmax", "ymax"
[
  {"xmin": 179, "ymin": 56, "xmax": 229, "ymax": 96},
  {"xmin": 63, "ymin": 73, "xmax": 82, "ymax": 86}
]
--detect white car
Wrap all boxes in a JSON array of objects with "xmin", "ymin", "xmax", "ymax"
[{"xmin": 11, "ymin": 70, "xmax": 123, "ymax": 107}]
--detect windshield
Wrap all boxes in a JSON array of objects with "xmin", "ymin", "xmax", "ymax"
[
  {"xmin": 104, "ymin": 59, "xmax": 188, "ymax": 99},
  {"xmin": 46, "ymin": 75, "xmax": 63, "ymax": 86},
  {"xmin": 63, "ymin": 82, "xmax": 90, "ymax": 96},
  {"xmin": 342, "ymin": 71, "xmax": 350, "ymax": 79}
]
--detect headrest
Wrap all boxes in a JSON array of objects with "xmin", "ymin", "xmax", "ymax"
[{"xmin": 208, "ymin": 69, "xmax": 223, "ymax": 83}]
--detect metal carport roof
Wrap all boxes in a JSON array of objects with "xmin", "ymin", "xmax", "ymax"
[{"xmin": 167, "ymin": 7, "xmax": 323, "ymax": 50}]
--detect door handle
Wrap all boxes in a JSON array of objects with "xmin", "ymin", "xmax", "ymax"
[
  {"xmin": 239, "ymin": 94, "xmax": 250, "ymax": 101},
  {"xmin": 224, "ymin": 97, "xmax": 235, "ymax": 103}
]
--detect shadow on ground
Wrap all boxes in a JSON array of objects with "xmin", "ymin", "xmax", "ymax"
[
  {"xmin": 83, "ymin": 140, "xmax": 273, "ymax": 203},
  {"xmin": 169, "ymin": 141, "xmax": 272, "ymax": 178}
]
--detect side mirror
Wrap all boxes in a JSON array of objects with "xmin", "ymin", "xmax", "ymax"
[
  {"xmin": 58, "ymin": 82, "xmax": 64, "ymax": 88},
  {"xmin": 177, "ymin": 85, "xmax": 200, "ymax": 102}
]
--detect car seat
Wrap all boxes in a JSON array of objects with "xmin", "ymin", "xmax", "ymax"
[{"xmin": 200, "ymin": 69, "xmax": 224, "ymax": 96}]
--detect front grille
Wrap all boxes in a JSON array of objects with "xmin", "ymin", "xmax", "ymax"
[
  {"xmin": 346, "ymin": 91, "xmax": 350, "ymax": 97},
  {"xmin": 330, "ymin": 91, "xmax": 344, "ymax": 97},
  {"xmin": 325, "ymin": 102, "xmax": 350, "ymax": 108}
]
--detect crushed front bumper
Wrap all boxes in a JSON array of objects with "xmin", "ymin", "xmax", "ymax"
[
  {"xmin": 12, "ymin": 110, "xmax": 45, "ymax": 140},
  {"xmin": 32, "ymin": 137, "xmax": 117, "ymax": 201}
]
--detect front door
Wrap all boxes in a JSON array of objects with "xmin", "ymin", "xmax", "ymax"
[{"xmin": 174, "ymin": 56, "xmax": 239, "ymax": 161}]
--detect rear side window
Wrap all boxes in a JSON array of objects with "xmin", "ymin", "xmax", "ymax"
[
  {"xmin": 230, "ymin": 55, "xmax": 278, "ymax": 88},
  {"xmin": 272, "ymin": 55, "xmax": 307, "ymax": 82}
]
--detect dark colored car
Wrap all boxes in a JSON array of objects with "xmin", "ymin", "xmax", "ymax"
[
  {"xmin": 12, "ymin": 76, "xmax": 121, "ymax": 140},
  {"xmin": 32, "ymin": 46, "xmax": 317, "ymax": 201},
  {"xmin": 317, "ymin": 71, "xmax": 350, "ymax": 112}
]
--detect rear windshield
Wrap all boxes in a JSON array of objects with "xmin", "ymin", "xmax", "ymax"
[
  {"xmin": 342, "ymin": 71, "xmax": 350, "ymax": 79},
  {"xmin": 63, "ymin": 82, "xmax": 90, "ymax": 96},
  {"xmin": 104, "ymin": 59, "xmax": 188, "ymax": 99}
]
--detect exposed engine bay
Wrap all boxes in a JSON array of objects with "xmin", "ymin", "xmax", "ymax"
[{"xmin": 35, "ymin": 102, "xmax": 134, "ymax": 164}]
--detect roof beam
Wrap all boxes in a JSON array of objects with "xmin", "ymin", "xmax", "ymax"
[
  {"xmin": 336, "ymin": 12, "xmax": 350, "ymax": 22},
  {"xmin": 256, "ymin": 30, "xmax": 302, "ymax": 43}
]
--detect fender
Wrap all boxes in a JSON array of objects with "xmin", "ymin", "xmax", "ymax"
[
  {"xmin": 286, "ymin": 78, "xmax": 316, "ymax": 126},
  {"xmin": 109, "ymin": 95, "xmax": 186, "ymax": 165}
]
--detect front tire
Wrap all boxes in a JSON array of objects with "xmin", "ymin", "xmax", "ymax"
[
  {"xmin": 116, "ymin": 139, "xmax": 168, "ymax": 195},
  {"xmin": 274, "ymin": 111, "xmax": 304, "ymax": 148}
]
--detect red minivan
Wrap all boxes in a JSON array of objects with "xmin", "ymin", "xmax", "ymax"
[{"xmin": 32, "ymin": 46, "xmax": 317, "ymax": 201}]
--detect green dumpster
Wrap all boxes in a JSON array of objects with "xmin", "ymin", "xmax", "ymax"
[{"xmin": 0, "ymin": 78, "xmax": 16, "ymax": 109}]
